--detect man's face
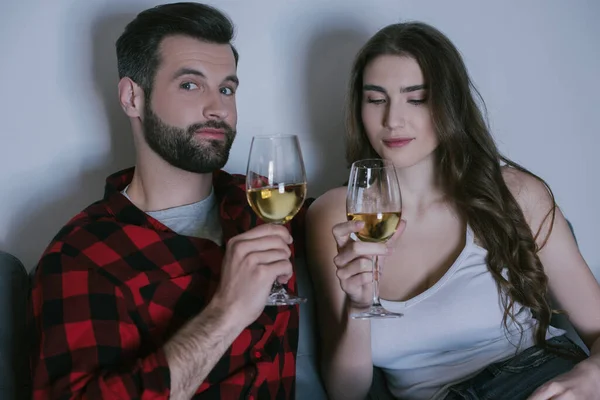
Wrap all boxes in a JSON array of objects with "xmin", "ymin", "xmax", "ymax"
[{"xmin": 142, "ymin": 35, "xmax": 238, "ymax": 173}]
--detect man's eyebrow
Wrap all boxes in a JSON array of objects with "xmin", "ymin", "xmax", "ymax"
[
  {"xmin": 224, "ymin": 75, "xmax": 239, "ymax": 86},
  {"xmin": 172, "ymin": 67, "xmax": 205, "ymax": 80},
  {"xmin": 172, "ymin": 68, "xmax": 239, "ymax": 87}
]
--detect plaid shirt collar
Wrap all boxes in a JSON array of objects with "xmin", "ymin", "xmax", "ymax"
[{"xmin": 101, "ymin": 167, "xmax": 260, "ymax": 243}]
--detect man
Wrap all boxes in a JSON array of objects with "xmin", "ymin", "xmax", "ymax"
[{"xmin": 30, "ymin": 3, "xmax": 308, "ymax": 399}]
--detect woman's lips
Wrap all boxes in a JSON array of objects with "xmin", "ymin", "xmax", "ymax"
[{"xmin": 382, "ymin": 138, "xmax": 414, "ymax": 148}]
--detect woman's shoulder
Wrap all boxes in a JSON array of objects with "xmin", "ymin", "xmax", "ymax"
[
  {"xmin": 306, "ymin": 186, "xmax": 348, "ymax": 226},
  {"xmin": 501, "ymin": 165, "xmax": 554, "ymax": 224},
  {"xmin": 309, "ymin": 186, "xmax": 347, "ymax": 211}
]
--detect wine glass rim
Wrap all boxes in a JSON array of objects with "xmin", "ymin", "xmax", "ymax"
[
  {"xmin": 351, "ymin": 158, "xmax": 395, "ymax": 169},
  {"xmin": 251, "ymin": 134, "xmax": 298, "ymax": 139}
]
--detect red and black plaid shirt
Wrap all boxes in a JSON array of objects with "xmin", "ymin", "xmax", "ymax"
[{"xmin": 30, "ymin": 167, "xmax": 310, "ymax": 399}]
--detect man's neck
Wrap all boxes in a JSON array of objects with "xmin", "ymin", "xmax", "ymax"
[{"xmin": 127, "ymin": 149, "xmax": 214, "ymax": 212}]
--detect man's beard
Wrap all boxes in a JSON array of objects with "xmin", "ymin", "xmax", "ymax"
[{"xmin": 142, "ymin": 103, "xmax": 236, "ymax": 174}]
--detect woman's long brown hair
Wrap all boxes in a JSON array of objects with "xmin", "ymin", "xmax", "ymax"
[{"xmin": 345, "ymin": 22, "xmax": 556, "ymax": 346}]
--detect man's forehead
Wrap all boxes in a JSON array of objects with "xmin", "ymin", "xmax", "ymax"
[{"xmin": 158, "ymin": 35, "xmax": 236, "ymax": 71}]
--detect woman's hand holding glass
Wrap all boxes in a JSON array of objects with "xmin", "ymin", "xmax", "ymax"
[
  {"xmin": 332, "ymin": 219, "xmax": 406, "ymax": 311},
  {"xmin": 334, "ymin": 158, "xmax": 406, "ymax": 319}
]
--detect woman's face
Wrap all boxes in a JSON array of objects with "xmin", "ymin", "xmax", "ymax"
[{"xmin": 361, "ymin": 55, "xmax": 438, "ymax": 169}]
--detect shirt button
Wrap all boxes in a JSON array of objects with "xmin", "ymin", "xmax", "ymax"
[{"xmin": 254, "ymin": 351, "xmax": 262, "ymax": 359}]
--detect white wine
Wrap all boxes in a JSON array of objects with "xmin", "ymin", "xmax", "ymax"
[
  {"xmin": 347, "ymin": 212, "xmax": 401, "ymax": 242},
  {"xmin": 247, "ymin": 183, "xmax": 307, "ymax": 224}
]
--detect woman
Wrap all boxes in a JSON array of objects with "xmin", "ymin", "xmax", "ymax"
[{"xmin": 306, "ymin": 22, "xmax": 600, "ymax": 400}]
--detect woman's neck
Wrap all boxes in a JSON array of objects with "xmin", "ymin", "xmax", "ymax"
[{"xmin": 395, "ymin": 154, "xmax": 447, "ymax": 216}]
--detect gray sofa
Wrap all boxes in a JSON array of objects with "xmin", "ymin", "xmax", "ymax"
[
  {"xmin": 0, "ymin": 252, "xmax": 30, "ymax": 400},
  {"xmin": 0, "ymin": 246, "xmax": 589, "ymax": 400}
]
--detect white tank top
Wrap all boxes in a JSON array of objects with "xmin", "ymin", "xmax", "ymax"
[{"xmin": 371, "ymin": 225, "xmax": 565, "ymax": 400}]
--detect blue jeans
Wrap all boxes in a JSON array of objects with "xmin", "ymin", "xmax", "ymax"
[{"xmin": 444, "ymin": 335, "xmax": 588, "ymax": 400}]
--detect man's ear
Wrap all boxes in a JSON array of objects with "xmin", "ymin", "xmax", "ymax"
[{"xmin": 118, "ymin": 77, "xmax": 145, "ymax": 118}]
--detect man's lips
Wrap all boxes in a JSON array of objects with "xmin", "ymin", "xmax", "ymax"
[
  {"xmin": 382, "ymin": 138, "xmax": 414, "ymax": 148},
  {"xmin": 195, "ymin": 128, "xmax": 226, "ymax": 139}
]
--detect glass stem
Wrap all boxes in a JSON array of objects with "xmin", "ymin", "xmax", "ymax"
[
  {"xmin": 372, "ymin": 255, "xmax": 382, "ymax": 307},
  {"xmin": 271, "ymin": 221, "xmax": 289, "ymax": 293}
]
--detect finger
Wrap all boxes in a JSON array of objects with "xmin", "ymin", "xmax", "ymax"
[
  {"xmin": 527, "ymin": 382, "xmax": 564, "ymax": 400},
  {"xmin": 341, "ymin": 271, "xmax": 373, "ymax": 292},
  {"xmin": 237, "ymin": 223, "xmax": 293, "ymax": 244},
  {"xmin": 232, "ymin": 235, "xmax": 292, "ymax": 258},
  {"xmin": 336, "ymin": 257, "xmax": 373, "ymax": 281},
  {"xmin": 332, "ymin": 220, "xmax": 364, "ymax": 248},
  {"xmin": 243, "ymin": 249, "xmax": 291, "ymax": 267},
  {"xmin": 334, "ymin": 241, "xmax": 388, "ymax": 266},
  {"xmin": 263, "ymin": 259, "xmax": 294, "ymax": 283}
]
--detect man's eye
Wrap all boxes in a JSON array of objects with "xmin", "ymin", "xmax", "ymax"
[
  {"xmin": 220, "ymin": 87, "xmax": 235, "ymax": 96},
  {"xmin": 180, "ymin": 82, "xmax": 199, "ymax": 91}
]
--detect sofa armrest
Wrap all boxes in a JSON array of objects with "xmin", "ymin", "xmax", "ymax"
[{"xmin": 0, "ymin": 252, "xmax": 30, "ymax": 400}]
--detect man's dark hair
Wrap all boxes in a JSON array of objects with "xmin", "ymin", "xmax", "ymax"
[{"xmin": 116, "ymin": 2, "xmax": 238, "ymax": 94}]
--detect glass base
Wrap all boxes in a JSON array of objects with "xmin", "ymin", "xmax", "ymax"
[
  {"xmin": 266, "ymin": 286, "xmax": 307, "ymax": 306},
  {"xmin": 350, "ymin": 305, "xmax": 403, "ymax": 319}
]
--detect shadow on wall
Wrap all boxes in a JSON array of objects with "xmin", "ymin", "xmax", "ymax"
[
  {"xmin": 7, "ymin": 9, "xmax": 137, "ymax": 270},
  {"xmin": 90, "ymin": 9, "xmax": 138, "ymax": 174},
  {"xmin": 302, "ymin": 25, "xmax": 370, "ymax": 197}
]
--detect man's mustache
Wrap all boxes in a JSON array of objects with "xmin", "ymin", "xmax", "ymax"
[{"xmin": 187, "ymin": 120, "xmax": 235, "ymax": 136}]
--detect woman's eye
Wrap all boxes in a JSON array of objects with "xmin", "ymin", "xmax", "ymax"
[
  {"xmin": 367, "ymin": 98, "xmax": 386, "ymax": 105},
  {"xmin": 180, "ymin": 82, "xmax": 199, "ymax": 91}
]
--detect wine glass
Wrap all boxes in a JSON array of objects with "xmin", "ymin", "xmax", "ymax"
[
  {"xmin": 346, "ymin": 158, "xmax": 403, "ymax": 319},
  {"xmin": 246, "ymin": 134, "xmax": 308, "ymax": 306}
]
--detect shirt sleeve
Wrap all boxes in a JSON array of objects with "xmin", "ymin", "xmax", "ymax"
[{"xmin": 30, "ymin": 250, "xmax": 171, "ymax": 400}]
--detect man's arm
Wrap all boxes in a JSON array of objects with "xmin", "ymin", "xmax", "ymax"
[
  {"xmin": 30, "ymin": 252, "xmax": 249, "ymax": 400},
  {"xmin": 163, "ymin": 301, "xmax": 244, "ymax": 400},
  {"xmin": 164, "ymin": 223, "xmax": 297, "ymax": 398},
  {"xmin": 31, "ymin": 224, "xmax": 294, "ymax": 399}
]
